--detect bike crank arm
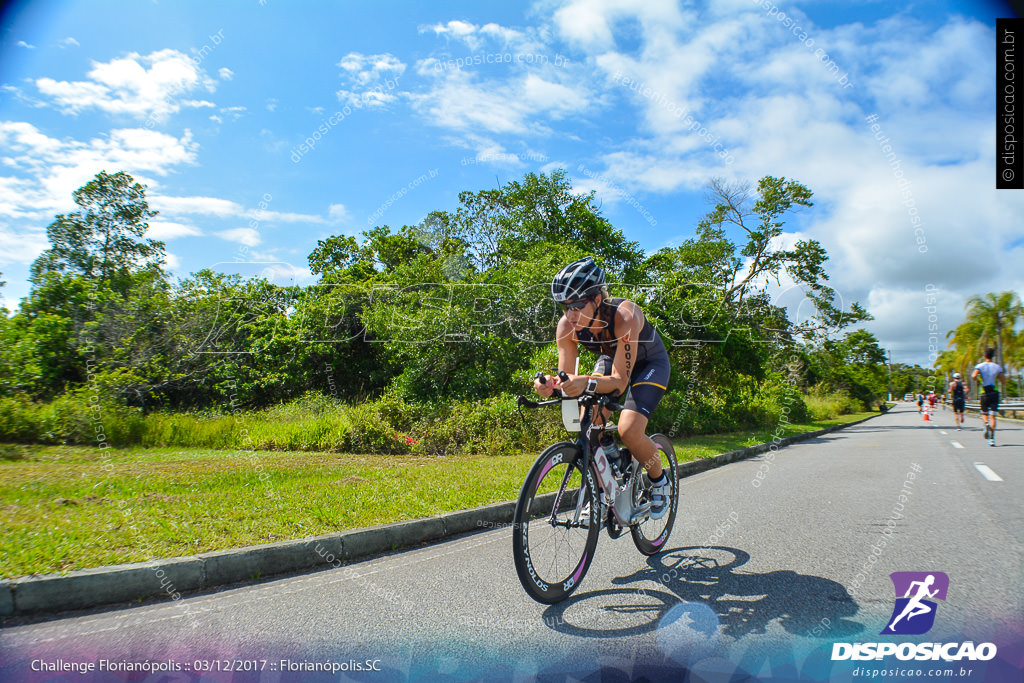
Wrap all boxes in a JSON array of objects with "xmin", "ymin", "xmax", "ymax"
[{"xmin": 628, "ymin": 501, "xmax": 651, "ymax": 525}]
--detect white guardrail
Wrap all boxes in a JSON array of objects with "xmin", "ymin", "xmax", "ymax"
[{"xmin": 963, "ymin": 398, "xmax": 1024, "ymax": 416}]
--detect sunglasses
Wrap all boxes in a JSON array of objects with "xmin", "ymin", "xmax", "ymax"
[{"xmin": 561, "ymin": 297, "xmax": 593, "ymax": 311}]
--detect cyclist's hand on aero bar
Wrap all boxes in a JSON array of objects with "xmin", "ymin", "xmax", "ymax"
[
  {"xmin": 558, "ymin": 374, "xmax": 589, "ymax": 398},
  {"xmin": 533, "ymin": 373, "xmax": 556, "ymax": 398}
]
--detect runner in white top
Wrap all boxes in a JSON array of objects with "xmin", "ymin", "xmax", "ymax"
[{"xmin": 971, "ymin": 348, "xmax": 1005, "ymax": 447}]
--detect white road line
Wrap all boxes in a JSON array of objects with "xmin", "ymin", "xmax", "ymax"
[
  {"xmin": 951, "ymin": 441, "xmax": 964, "ymax": 449},
  {"xmin": 939, "ymin": 430, "xmax": 947, "ymax": 435},
  {"xmin": 973, "ymin": 463, "xmax": 1004, "ymax": 482}
]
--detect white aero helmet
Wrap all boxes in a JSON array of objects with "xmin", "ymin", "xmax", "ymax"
[{"xmin": 551, "ymin": 256, "xmax": 605, "ymax": 302}]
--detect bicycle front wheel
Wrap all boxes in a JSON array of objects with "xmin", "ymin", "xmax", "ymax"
[
  {"xmin": 631, "ymin": 433, "xmax": 678, "ymax": 556},
  {"xmin": 512, "ymin": 442, "xmax": 600, "ymax": 604}
]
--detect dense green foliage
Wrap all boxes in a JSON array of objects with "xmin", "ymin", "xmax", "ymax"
[{"xmin": 1, "ymin": 170, "xmax": 884, "ymax": 450}]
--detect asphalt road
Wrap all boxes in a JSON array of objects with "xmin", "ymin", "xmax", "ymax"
[{"xmin": 1, "ymin": 404, "xmax": 1021, "ymax": 682}]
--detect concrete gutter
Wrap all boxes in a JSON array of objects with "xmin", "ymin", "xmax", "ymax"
[{"xmin": 0, "ymin": 411, "xmax": 880, "ymax": 618}]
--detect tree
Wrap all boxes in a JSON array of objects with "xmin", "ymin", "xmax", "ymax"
[
  {"xmin": 681, "ymin": 176, "xmax": 870, "ymax": 339},
  {"xmin": 15, "ymin": 171, "xmax": 168, "ymax": 399},
  {"xmin": 30, "ymin": 170, "xmax": 165, "ymax": 293},
  {"xmin": 962, "ymin": 291, "xmax": 1023, "ymax": 369},
  {"xmin": 803, "ymin": 329, "xmax": 887, "ymax": 407},
  {"xmin": 449, "ymin": 170, "xmax": 644, "ymax": 277}
]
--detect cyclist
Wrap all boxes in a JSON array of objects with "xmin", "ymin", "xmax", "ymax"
[
  {"xmin": 971, "ymin": 348, "xmax": 1005, "ymax": 447},
  {"xmin": 948, "ymin": 373, "xmax": 968, "ymax": 431},
  {"xmin": 533, "ymin": 257, "xmax": 673, "ymax": 519}
]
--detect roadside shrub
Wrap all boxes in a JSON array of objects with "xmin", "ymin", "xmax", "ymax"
[
  {"xmin": 741, "ymin": 376, "xmax": 810, "ymax": 430},
  {"xmin": 0, "ymin": 395, "xmax": 41, "ymax": 442},
  {"xmin": 410, "ymin": 393, "xmax": 562, "ymax": 457},
  {"xmin": 806, "ymin": 390, "xmax": 862, "ymax": 421}
]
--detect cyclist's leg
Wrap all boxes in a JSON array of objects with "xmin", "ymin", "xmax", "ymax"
[
  {"xmin": 619, "ymin": 409, "xmax": 661, "ymax": 479},
  {"xmin": 619, "ymin": 357, "xmax": 670, "ymax": 479}
]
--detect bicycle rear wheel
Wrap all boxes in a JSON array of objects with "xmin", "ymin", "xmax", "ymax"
[
  {"xmin": 631, "ymin": 433, "xmax": 678, "ymax": 556},
  {"xmin": 512, "ymin": 442, "xmax": 601, "ymax": 604}
]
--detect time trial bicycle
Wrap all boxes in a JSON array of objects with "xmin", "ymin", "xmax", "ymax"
[{"xmin": 512, "ymin": 370, "xmax": 678, "ymax": 604}]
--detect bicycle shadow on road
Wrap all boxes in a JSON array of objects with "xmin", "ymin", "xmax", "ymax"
[{"xmin": 540, "ymin": 545, "xmax": 863, "ymax": 641}]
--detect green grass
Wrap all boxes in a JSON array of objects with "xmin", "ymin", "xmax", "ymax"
[
  {"xmin": 671, "ymin": 412, "xmax": 876, "ymax": 462},
  {"xmin": 0, "ymin": 411, "xmax": 873, "ymax": 578}
]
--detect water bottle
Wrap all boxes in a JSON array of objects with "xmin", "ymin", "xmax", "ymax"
[
  {"xmin": 599, "ymin": 434, "xmax": 619, "ymax": 474},
  {"xmin": 618, "ymin": 447, "xmax": 633, "ymax": 472}
]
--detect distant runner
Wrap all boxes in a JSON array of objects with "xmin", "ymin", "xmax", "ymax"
[
  {"xmin": 948, "ymin": 373, "xmax": 968, "ymax": 431},
  {"xmin": 971, "ymin": 348, "xmax": 1005, "ymax": 447},
  {"xmin": 916, "ymin": 393, "xmax": 924, "ymax": 414}
]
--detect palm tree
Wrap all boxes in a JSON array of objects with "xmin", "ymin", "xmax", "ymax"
[
  {"xmin": 1004, "ymin": 328, "xmax": 1024, "ymax": 396},
  {"xmin": 944, "ymin": 318, "xmax": 984, "ymax": 377},
  {"xmin": 963, "ymin": 291, "xmax": 1023, "ymax": 368}
]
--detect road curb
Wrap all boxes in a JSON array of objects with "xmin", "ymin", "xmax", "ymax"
[{"xmin": 0, "ymin": 411, "xmax": 882, "ymax": 618}]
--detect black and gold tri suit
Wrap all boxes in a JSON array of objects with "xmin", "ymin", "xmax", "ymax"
[{"xmin": 574, "ymin": 297, "xmax": 671, "ymax": 418}]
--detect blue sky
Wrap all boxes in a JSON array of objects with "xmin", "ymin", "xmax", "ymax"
[{"xmin": 1, "ymin": 0, "xmax": 1022, "ymax": 367}]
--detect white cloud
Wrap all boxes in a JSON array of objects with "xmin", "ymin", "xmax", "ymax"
[
  {"xmin": 0, "ymin": 122, "xmax": 197, "ymax": 222},
  {"xmin": 16, "ymin": 41, "xmax": 35, "ymax": 49},
  {"xmin": 0, "ymin": 224, "xmax": 48, "ymax": 266},
  {"xmin": 337, "ymin": 52, "xmax": 405, "ymax": 86},
  {"xmin": 218, "ymin": 67, "xmax": 234, "ymax": 80},
  {"xmin": 423, "ymin": 20, "xmax": 484, "ymax": 50},
  {"xmin": 335, "ymin": 52, "xmax": 405, "ymax": 108},
  {"xmin": 328, "ymin": 204, "xmax": 348, "ymax": 222},
  {"xmin": 219, "ymin": 105, "xmax": 246, "ymax": 121},
  {"xmin": 149, "ymin": 194, "xmax": 327, "ymax": 225},
  {"xmin": 147, "ymin": 220, "xmax": 203, "ymax": 240},
  {"xmin": 421, "ymin": 19, "xmax": 544, "ymax": 53},
  {"xmin": 163, "ymin": 251, "xmax": 181, "ymax": 272},
  {"xmin": 246, "ymin": 209, "xmax": 325, "ymax": 224},
  {"xmin": 552, "ymin": 0, "xmax": 687, "ymax": 52},
  {"xmin": 216, "ymin": 227, "xmax": 261, "ymax": 246},
  {"xmin": 409, "ymin": 69, "xmax": 590, "ymax": 143},
  {"xmin": 266, "ymin": 98, "xmax": 278, "ymax": 112},
  {"xmin": 35, "ymin": 49, "xmax": 217, "ymax": 121},
  {"xmin": 149, "ymin": 195, "xmax": 242, "ymax": 217},
  {"xmin": 59, "ymin": 37, "xmax": 79, "ymax": 48}
]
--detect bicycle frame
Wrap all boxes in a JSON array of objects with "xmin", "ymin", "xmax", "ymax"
[{"xmin": 546, "ymin": 393, "xmax": 645, "ymax": 529}]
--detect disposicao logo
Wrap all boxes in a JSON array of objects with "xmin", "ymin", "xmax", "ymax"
[
  {"xmin": 832, "ymin": 572, "xmax": 997, "ymax": 662},
  {"xmin": 881, "ymin": 571, "xmax": 948, "ymax": 635}
]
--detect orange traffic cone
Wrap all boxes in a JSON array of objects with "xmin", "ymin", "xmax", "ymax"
[{"xmin": 923, "ymin": 410, "xmax": 930, "ymax": 421}]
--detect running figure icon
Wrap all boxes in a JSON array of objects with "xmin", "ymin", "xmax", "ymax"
[
  {"xmin": 887, "ymin": 575, "xmax": 939, "ymax": 631},
  {"xmin": 881, "ymin": 571, "xmax": 949, "ymax": 635}
]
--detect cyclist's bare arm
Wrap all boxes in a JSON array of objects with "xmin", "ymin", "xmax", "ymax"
[
  {"xmin": 541, "ymin": 304, "xmax": 644, "ymax": 398},
  {"xmin": 558, "ymin": 303, "xmax": 645, "ymax": 398},
  {"xmin": 532, "ymin": 316, "xmax": 583, "ymax": 397}
]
